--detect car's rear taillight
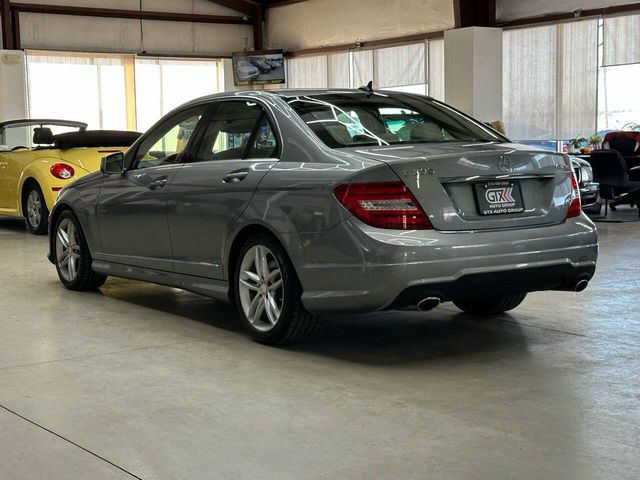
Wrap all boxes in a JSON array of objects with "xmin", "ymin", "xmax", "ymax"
[
  {"xmin": 566, "ymin": 173, "xmax": 582, "ymax": 219},
  {"xmin": 333, "ymin": 181, "xmax": 432, "ymax": 230},
  {"xmin": 50, "ymin": 163, "xmax": 75, "ymax": 180}
]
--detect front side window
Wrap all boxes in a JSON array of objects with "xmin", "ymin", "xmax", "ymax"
[
  {"xmin": 133, "ymin": 105, "xmax": 207, "ymax": 169},
  {"xmin": 287, "ymin": 93, "xmax": 505, "ymax": 148},
  {"xmin": 195, "ymin": 101, "xmax": 278, "ymax": 161}
]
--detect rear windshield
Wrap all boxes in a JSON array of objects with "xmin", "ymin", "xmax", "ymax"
[{"xmin": 286, "ymin": 93, "xmax": 505, "ymax": 148}]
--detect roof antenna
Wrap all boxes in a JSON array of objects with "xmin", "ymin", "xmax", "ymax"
[{"xmin": 358, "ymin": 80, "xmax": 374, "ymax": 97}]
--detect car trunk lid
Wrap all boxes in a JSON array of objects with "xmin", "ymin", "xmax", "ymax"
[{"xmin": 346, "ymin": 142, "xmax": 575, "ymax": 231}]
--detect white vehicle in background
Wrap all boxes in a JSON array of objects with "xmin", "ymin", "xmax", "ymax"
[{"xmin": 235, "ymin": 61, "xmax": 260, "ymax": 80}]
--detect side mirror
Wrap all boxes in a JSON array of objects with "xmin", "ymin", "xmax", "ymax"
[{"xmin": 100, "ymin": 152, "xmax": 125, "ymax": 174}]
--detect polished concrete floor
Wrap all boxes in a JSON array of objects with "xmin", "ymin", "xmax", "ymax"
[{"xmin": 0, "ymin": 216, "xmax": 639, "ymax": 480}]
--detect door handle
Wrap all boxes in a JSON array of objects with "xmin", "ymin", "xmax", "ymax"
[
  {"xmin": 148, "ymin": 178, "xmax": 168, "ymax": 190},
  {"xmin": 222, "ymin": 169, "xmax": 249, "ymax": 184}
]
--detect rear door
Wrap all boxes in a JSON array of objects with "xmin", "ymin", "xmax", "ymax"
[{"xmin": 168, "ymin": 100, "xmax": 279, "ymax": 279}]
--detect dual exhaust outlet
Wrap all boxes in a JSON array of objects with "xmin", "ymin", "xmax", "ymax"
[
  {"xmin": 414, "ymin": 279, "xmax": 589, "ymax": 311},
  {"xmin": 416, "ymin": 297, "xmax": 441, "ymax": 312}
]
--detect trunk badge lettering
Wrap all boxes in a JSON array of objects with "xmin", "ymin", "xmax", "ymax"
[{"xmin": 402, "ymin": 168, "xmax": 435, "ymax": 176}]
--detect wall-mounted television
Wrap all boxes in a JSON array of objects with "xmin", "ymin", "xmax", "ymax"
[{"xmin": 231, "ymin": 50, "xmax": 285, "ymax": 86}]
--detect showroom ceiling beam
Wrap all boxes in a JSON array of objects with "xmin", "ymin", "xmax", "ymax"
[
  {"xmin": 0, "ymin": 0, "xmax": 14, "ymax": 49},
  {"xmin": 253, "ymin": 3, "xmax": 264, "ymax": 50},
  {"xmin": 263, "ymin": 0, "xmax": 310, "ymax": 7},
  {"xmin": 205, "ymin": 0, "xmax": 257, "ymax": 17},
  {"xmin": 453, "ymin": 0, "xmax": 496, "ymax": 28},
  {"xmin": 9, "ymin": 2, "xmax": 252, "ymax": 25},
  {"xmin": 498, "ymin": 1, "xmax": 640, "ymax": 28},
  {"xmin": 205, "ymin": 0, "xmax": 265, "ymax": 50}
]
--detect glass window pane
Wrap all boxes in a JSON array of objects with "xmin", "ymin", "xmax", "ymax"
[
  {"xmin": 28, "ymin": 62, "xmax": 100, "ymax": 129},
  {"xmin": 598, "ymin": 63, "xmax": 640, "ymax": 132},
  {"xmin": 247, "ymin": 117, "xmax": 278, "ymax": 159},
  {"xmin": 135, "ymin": 106, "xmax": 207, "ymax": 169},
  {"xmin": 26, "ymin": 51, "xmax": 128, "ymax": 131},
  {"xmin": 134, "ymin": 58, "xmax": 221, "ymax": 132},
  {"xmin": 99, "ymin": 64, "xmax": 127, "ymax": 130},
  {"xmin": 196, "ymin": 102, "xmax": 264, "ymax": 162}
]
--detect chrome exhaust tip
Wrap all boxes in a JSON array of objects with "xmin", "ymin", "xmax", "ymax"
[
  {"xmin": 575, "ymin": 279, "xmax": 589, "ymax": 292},
  {"xmin": 417, "ymin": 297, "xmax": 441, "ymax": 312}
]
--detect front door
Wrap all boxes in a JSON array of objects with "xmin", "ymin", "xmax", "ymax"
[
  {"xmin": 168, "ymin": 100, "xmax": 280, "ymax": 279},
  {"xmin": 97, "ymin": 105, "xmax": 208, "ymax": 270}
]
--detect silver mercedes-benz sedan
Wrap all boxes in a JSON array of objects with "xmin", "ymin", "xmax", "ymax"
[{"xmin": 48, "ymin": 89, "xmax": 598, "ymax": 344}]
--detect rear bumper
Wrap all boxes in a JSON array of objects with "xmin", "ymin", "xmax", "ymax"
[
  {"xmin": 294, "ymin": 214, "xmax": 598, "ymax": 314},
  {"xmin": 387, "ymin": 263, "xmax": 595, "ymax": 309},
  {"xmin": 580, "ymin": 182, "xmax": 599, "ymax": 207}
]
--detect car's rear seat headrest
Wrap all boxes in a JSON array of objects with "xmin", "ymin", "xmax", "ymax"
[
  {"xmin": 33, "ymin": 127, "xmax": 55, "ymax": 145},
  {"xmin": 410, "ymin": 122, "xmax": 444, "ymax": 141}
]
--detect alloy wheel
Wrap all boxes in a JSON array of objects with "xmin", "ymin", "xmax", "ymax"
[
  {"xmin": 55, "ymin": 218, "xmax": 81, "ymax": 282},
  {"xmin": 238, "ymin": 245, "xmax": 284, "ymax": 332},
  {"xmin": 27, "ymin": 190, "xmax": 42, "ymax": 229}
]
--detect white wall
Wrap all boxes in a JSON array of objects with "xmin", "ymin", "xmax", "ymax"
[
  {"xmin": 0, "ymin": 50, "xmax": 28, "ymax": 122},
  {"xmin": 265, "ymin": 0, "xmax": 454, "ymax": 51},
  {"xmin": 13, "ymin": 0, "xmax": 252, "ymax": 56},
  {"xmin": 497, "ymin": 0, "xmax": 634, "ymax": 21}
]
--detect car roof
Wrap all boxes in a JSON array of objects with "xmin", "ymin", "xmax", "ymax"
[{"xmin": 181, "ymin": 89, "xmax": 433, "ymax": 108}]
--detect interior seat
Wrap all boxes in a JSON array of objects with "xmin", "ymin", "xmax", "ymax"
[
  {"xmin": 410, "ymin": 122, "xmax": 444, "ymax": 141},
  {"xmin": 32, "ymin": 127, "xmax": 55, "ymax": 146}
]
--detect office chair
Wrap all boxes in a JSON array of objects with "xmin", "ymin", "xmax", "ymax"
[{"xmin": 589, "ymin": 149, "xmax": 640, "ymax": 221}]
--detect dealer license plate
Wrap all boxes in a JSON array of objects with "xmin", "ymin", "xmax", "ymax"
[{"xmin": 474, "ymin": 180, "xmax": 525, "ymax": 215}]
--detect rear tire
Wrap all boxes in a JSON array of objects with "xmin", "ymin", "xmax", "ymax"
[
  {"xmin": 53, "ymin": 210, "xmax": 107, "ymax": 291},
  {"xmin": 24, "ymin": 183, "xmax": 49, "ymax": 234},
  {"xmin": 453, "ymin": 292, "xmax": 527, "ymax": 316},
  {"xmin": 233, "ymin": 233, "xmax": 320, "ymax": 345}
]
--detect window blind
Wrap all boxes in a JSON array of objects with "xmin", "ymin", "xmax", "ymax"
[
  {"xmin": 558, "ymin": 19, "xmax": 598, "ymax": 139},
  {"xmin": 327, "ymin": 52, "xmax": 350, "ymax": 88},
  {"xmin": 603, "ymin": 13, "xmax": 640, "ymax": 67},
  {"xmin": 286, "ymin": 55, "xmax": 328, "ymax": 88},
  {"xmin": 427, "ymin": 38, "xmax": 445, "ymax": 101},
  {"xmin": 374, "ymin": 43, "xmax": 425, "ymax": 88},
  {"xmin": 352, "ymin": 49, "xmax": 374, "ymax": 88},
  {"xmin": 503, "ymin": 25, "xmax": 557, "ymax": 140}
]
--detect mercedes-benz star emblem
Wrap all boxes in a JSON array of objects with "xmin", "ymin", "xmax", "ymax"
[{"xmin": 497, "ymin": 156, "xmax": 512, "ymax": 173}]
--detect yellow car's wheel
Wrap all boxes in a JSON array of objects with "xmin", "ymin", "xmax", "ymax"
[{"xmin": 23, "ymin": 183, "xmax": 49, "ymax": 235}]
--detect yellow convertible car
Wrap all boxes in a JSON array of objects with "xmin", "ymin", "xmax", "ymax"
[{"xmin": 0, "ymin": 119, "xmax": 140, "ymax": 233}]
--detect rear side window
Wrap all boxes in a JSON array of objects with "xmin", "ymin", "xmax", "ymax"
[{"xmin": 194, "ymin": 101, "xmax": 279, "ymax": 162}]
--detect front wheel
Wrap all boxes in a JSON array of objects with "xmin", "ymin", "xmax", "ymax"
[
  {"xmin": 24, "ymin": 183, "xmax": 49, "ymax": 234},
  {"xmin": 453, "ymin": 293, "xmax": 527, "ymax": 316},
  {"xmin": 233, "ymin": 234, "xmax": 320, "ymax": 345},
  {"xmin": 54, "ymin": 211, "xmax": 107, "ymax": 291}
]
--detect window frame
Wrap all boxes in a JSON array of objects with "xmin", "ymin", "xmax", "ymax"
[
  {"xmin": 189, "ymin": 98, "xmax": 282, "ymax": 164},
  {"xmin": 127, "ymin": 103, "xmax": 211, "ymax": 170}
]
